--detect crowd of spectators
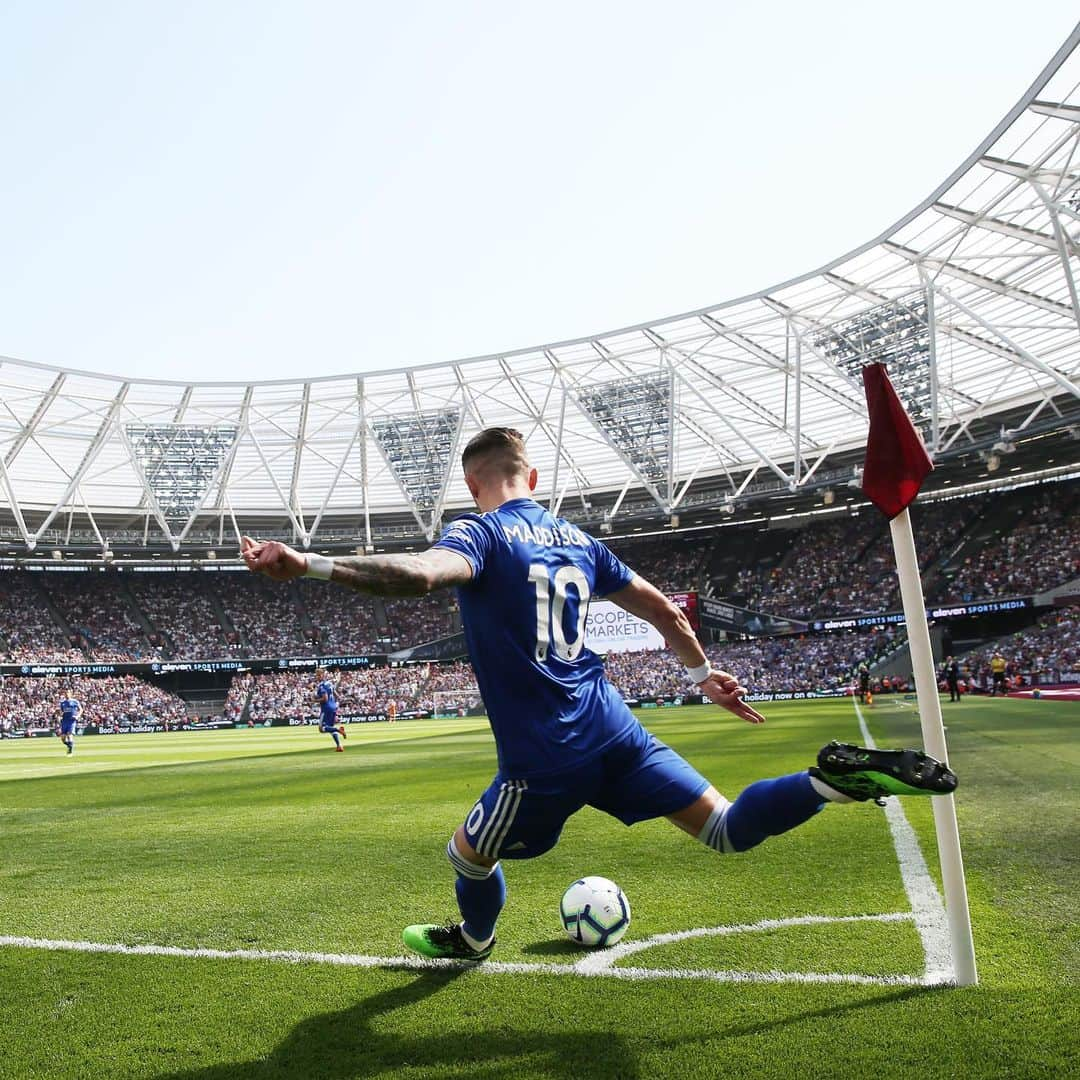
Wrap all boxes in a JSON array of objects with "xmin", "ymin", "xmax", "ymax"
[
  {"xmin": 214, "ymin": 573, "xmax": 312, "ymax": 658},
  {"xmin": 37, "ymin": 570, "xmax": 163, "ymax": 662},
  {"xmin": 736, "ymin": 516, "xmax": 887, "ymax": 619},
  {"xmin": 958, "ymin": 607, "xmax": 1080, "ymax": 688},
  {"xmin": 1, "ymin": 484, "xmax": 1076, "ymax": 666},
  {"xmin": 295, "ymin": 579, "xmax": 384, "ymax": 654},
  {"xmin": 13, "ymin": 603, "xmax": 1080, "ymax": 736},
  {"xmin": 933, "ymin": 490, "xmax": 1080, "ymax": 603},
  {"xmin": 0, "ymin": 674, "xmax": 187, "ymax": 733},
  {"xmin": 603, "ymin": 626, "xmax": 902, "ymax": 697},
  {"xmin": 246, "ymin": 665, "xmax": 429, "ymax": 722},
  {"xmin": 607, "ymin": 535, "xmax": 707, "ymax": 592},
  {"xmin": 127, "ymin": 572, "xmax": 231, "ymax": 660},
  {"xmin": 382, "ymin": 594, "xmax": 456, "ymax": 648},
  {"xmin": 221, "ymin": 672, "xmax": 253, "ymax": 725},
  {"xmin": 0, "ymin": 570, "xmax": 84, "ymax": 663},
  {"xmin": 720, "ymin": 496, "xmax": 1051, "ymax": 620}
]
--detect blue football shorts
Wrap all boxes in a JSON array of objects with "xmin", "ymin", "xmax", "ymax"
[
  {"xmin": 462, "ymin": 722, "xmax": 709, "ymax": 861},
  {"xmin": 319, "ymin": 717, "xmax": 339, "ymax": 732},
  {"xmin": 60, "ymin": 719, "xmax": 77, "ymax": 735}
]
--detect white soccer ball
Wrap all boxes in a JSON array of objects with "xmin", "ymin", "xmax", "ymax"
[{"xmin": 559, "ymin": 876, "xmax": 631, "ymax": 947}]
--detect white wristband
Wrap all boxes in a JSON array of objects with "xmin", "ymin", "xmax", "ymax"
[
  {"xmin": 304, "ymin": 554, "xmax": 334, "ymax": 580},
  {"xmin": 686, "ymin": 660, "xmax": 711, "ymax": 684}
]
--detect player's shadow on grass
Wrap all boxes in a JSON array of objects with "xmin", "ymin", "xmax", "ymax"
[
  {"xmin": 521, "ymin": 938, "xmax": 583, "ymax": 958},
  {"xmin": 155, "ymin": 967, "xmax": 641, "ymax": 1080}
]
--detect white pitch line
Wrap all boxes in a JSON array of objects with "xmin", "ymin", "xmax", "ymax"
[
  {"xmin": 0, "ymin": 911, "xmax": 943, "ymax": 987},
  {"xmin": 576, "ymin": 911, "xmax": 914, "ymax": 972},
  {"xmin": 852, "ymin": 699, "xmax": 953, "ymax": 982}
]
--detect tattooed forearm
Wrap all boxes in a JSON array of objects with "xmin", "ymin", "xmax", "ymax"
[{"xmin": 327, "ymin": 550, "xmax": 471, "ymax": 597}]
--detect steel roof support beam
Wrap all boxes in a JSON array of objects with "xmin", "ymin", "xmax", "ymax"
[
  {"xmin": 211, "ymin": 385, "xmax": 253, "ymax": 533},
  {"xmin": 176, "ymin": 426, "xmax": 249, "ymax": 548},
  {"xmin": 3, "ymin": 371, "xmax": 65, "ymax": 469},
  {"xmin": 793, "ymin": 332, "xmax": 802, "ymax": 483},
  {"xmin": 1027, "ymin": 179, "xmax": 1080, "ymax": 339},
  {"xmin": 289, "ymin": 382, "xmax": 311, "ymax": 541},
  {"xmin": 703, "ymin": 309, "xmax": 866, "ymax": 418},
  {"xmin": 762, "ymin": 298, "xmax": 865, "ymax": 397},
  {"xmin": 246, "ymin": 424, "xmax": 307, "ymax": 542},
  {"xmin": 884, "ymin": 241, "xmax": 1073, "ymax": 321},
  {"xmin": 359, "ymin": 380, "xmax": 372, "ymax": 549},
  {"xmin": 116, "ymin": 424, "xmax": 180, "ymax": 550},
  {"xmin": 308, "ymin": 423, "xmax": 363, "ymax": 546},
  {"xmin": 605, "ymin": 476, "xmax": 636, "ymax": 522},
  {"xmin": 1028, "ymin": 100, "xmax": 1080, "ymax": 122},
  {"xmin": 569, "ymin": 384, "xmax": 669, "ymax": 512},
  {"xmin": 32, "ymin": 382, "xmax": 130, "ymax": 547},
  {"xmin": 933, "ymin": 202, "xmax": 1066, "ymax": 252},
  {"xmin": 533, "ymin": 356, "xmax": 619, "ymax": 496},
  {"xmin": 924, "ymin": 273, "xmax": 941, "ymax": 454},
  {"xmin": 667, "ymin": 363, "xmax": 792, "ymax": 488},
  {"xmin": 426, "ymin": 409, "xmax": 466, "ymax": 540},
  {"xmin": 932, "ymin": 285, "xmax": 1080, "ymax": 401},
  {"xmin": 0, "ymin": 452, "xmax": 30, "ymax": 546},
  {"xmin": 980, "ymin": 154, "xmax": 1079, "ymax": 186}
]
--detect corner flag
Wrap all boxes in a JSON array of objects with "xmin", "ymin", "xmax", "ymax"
[
  {"xmin": 860, "ymin": 362, "xmax": 978, "ymax": 987},
  {"xmin": 861, "ymin": 363, "xmax": 933, "ymax": 518}
]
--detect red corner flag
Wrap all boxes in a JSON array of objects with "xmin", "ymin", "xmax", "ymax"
[{"xmin": 861, "ymin": 363, "xmax": 933, "ymax": 519}]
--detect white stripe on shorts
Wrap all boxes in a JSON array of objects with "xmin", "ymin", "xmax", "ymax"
[
  {"xmin": 475, "ymin": 782, "xmax": 511, "ymax": 855},
  {"xmin": 488, "ymin": 780, "xmax": 526, "ymax": 857},
  {"xmin": 476, "ymin": 780, "xmax": 526, "ymax": 858}
]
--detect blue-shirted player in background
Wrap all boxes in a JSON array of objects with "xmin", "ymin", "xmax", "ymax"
[
  {"xmin": 242, "ymin": 427, "xmax": 957, "ymax": 961},
  {"xmin": 315, "ymin": 667, "xmax": 347, "ymax": 752},
  {"xmin": 58, "ymin": 690, "xmax": 81, "ymax": 755}
]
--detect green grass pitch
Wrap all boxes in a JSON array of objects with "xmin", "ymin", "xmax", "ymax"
[{"xmin": 0, "ymin": 696, "xmax": 1076, "ymax": 1079}]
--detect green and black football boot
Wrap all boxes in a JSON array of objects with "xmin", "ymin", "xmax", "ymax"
[
  {"xmin": 402, "ymin": 923, "xmax": 495, "ymax": 961},
  {"xmin": 811, "ymin": 741, "xmax": 958, "ymax": 804}
]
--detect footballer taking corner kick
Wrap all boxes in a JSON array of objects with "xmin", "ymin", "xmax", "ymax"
[{"xmin": 242, "ymin": 427, "xmax": 958, "ymax": 962}]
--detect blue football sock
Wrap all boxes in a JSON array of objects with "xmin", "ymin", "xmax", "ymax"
[
  {"xmin": 711, "ymin": 771, "xmax": 826, "ymax": 853},
  {"xmin": 447, "ymin": 837, "xmax": 505, "ymax": 946},
  {"xmin": 455, "ymin": 865, "xmax": 506, "ymax": 945},
  {"xmin": 331, "ymin": 732, "xmax": 340, "ymax": 746}
]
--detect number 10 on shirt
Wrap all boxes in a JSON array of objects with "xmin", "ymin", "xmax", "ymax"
[{"xmin": 529, "ymin": 563, "xmax": 592, "ymax": 663}]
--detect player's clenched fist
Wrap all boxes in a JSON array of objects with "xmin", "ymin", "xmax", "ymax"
[{"xmin": 240, "ymin": 536, "xmax": 309, "ymax": 582}]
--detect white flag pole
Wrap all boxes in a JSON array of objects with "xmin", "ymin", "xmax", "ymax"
[{"xmin": 890, "ymin": 506, "xmax": 978, "ymax": 986}]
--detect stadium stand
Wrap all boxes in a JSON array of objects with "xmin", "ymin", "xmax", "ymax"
[
  {"xmin": 1, "ymin": 482, "xmax": 1076, "ymax": 668},
  {"xmin": 603, "ymin": 627, "xmax": 903, "ymax": 698},
  {"xmin": 931, "ymin": 485, "xmax": 1080, "ymax": 602},
  {"xmin": 294, "ymin": 579, "xmax": 384, "ymax": 655},
  {"xmin": 606, "ymin": 533, "xmax": 713, "ymax": 593},
  {"xmin": 246, "ymin": 666, "xmax": 430, "ymax": 723},
  {"xmin": 0, "ymin": 675, "xmax": 187, "ymax": 733},
  {"xmin": 36, "ymin": 570, "xmax": 163, "ymax": 662},
  {"xmin": 0, "ymin": 570, "xmax": 85, "ymax": 663},
  {"xmin": 126, "ymin": 571, "xmax": 232, "ymax": 660},
  {"xmin": 959, "ymin": 607, "xmax": 1080, "ymax": 690}
]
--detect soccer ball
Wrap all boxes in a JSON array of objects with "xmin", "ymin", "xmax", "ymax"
[{"xmin": 559, "ymin": 876, "xmax": 631, "ymax": 947}]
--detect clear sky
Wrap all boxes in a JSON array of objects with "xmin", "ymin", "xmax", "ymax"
[{"xmin": 1, "ymin": 2, "xmax": 1077, "ymax": 384}]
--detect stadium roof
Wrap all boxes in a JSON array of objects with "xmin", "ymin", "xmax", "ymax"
[{"xmin": 2, "ymin": 26, "xmax": 1080, "ymax": 553}]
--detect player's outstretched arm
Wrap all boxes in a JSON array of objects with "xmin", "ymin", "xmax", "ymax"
[
  {"xmin": 241, "ymin": 536, "xmax": 472, "ymax": 597},
  {"xmin": 608, "ymin": 575, "xmax": 765, "ymax": 725}
]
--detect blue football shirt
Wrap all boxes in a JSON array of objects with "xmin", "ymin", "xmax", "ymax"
[
  {"xmin": 433, "ymin": 497, "xmax": 637, "ymax": 777},
  {"xmin": 60, "ymin": 697, "xmax": 80, "ymax": 721},
  {"xmin": 316, "ymin": 680, "xmax": 337, "ymax": 717}
]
